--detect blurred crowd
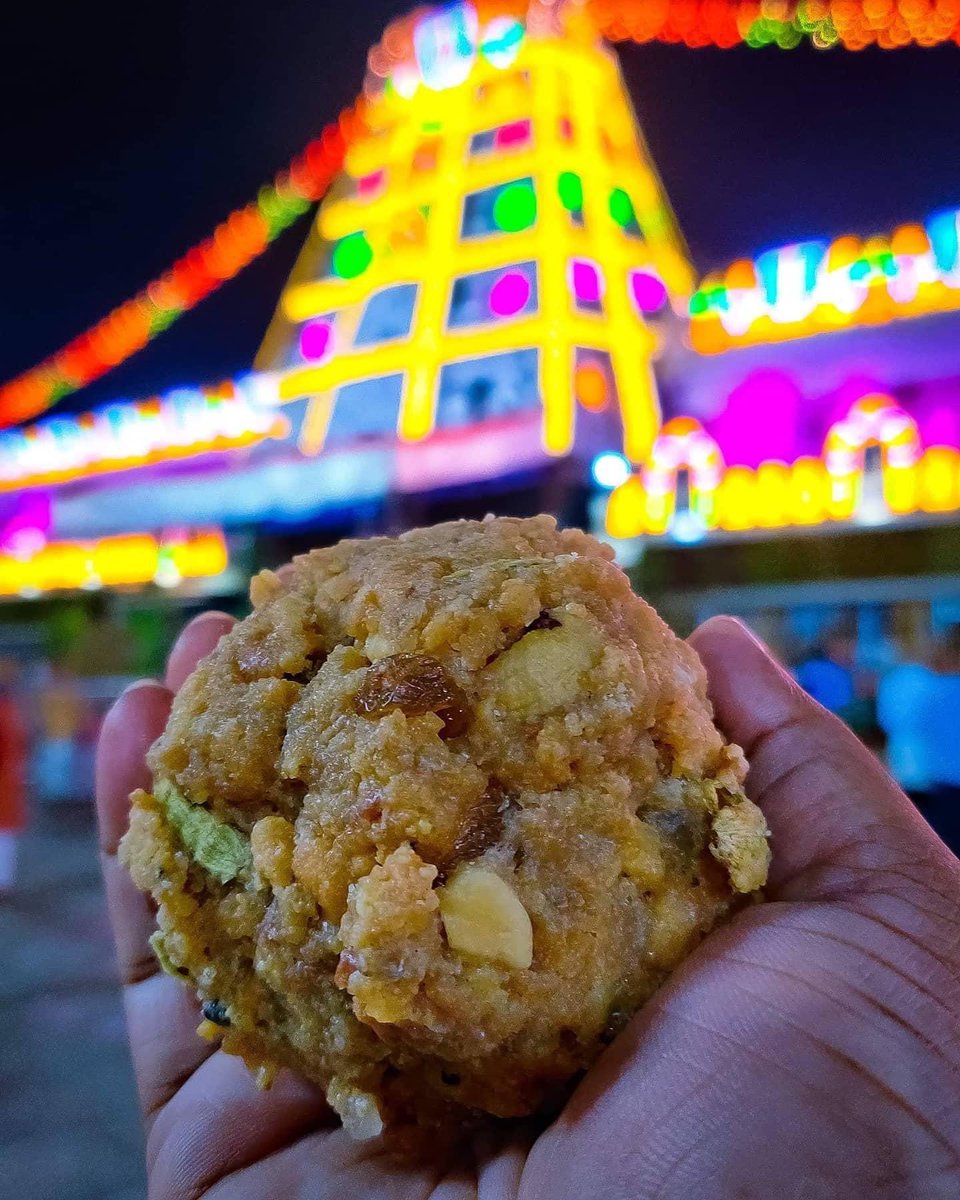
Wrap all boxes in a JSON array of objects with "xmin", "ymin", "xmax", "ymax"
[
  {"xmin": 0, "ymin": 657, "xmax": 110, "ymax": 896},
  {"xmin": 0, "ymin": 600, "xmax": 143, "ymax": 896},
  {"xmin": 793, "ymin": 624, "xmax": 960, "ymax": 854}
]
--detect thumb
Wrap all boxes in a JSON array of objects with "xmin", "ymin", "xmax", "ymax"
[{"xmin": 689, "ymin": 616, "xmax": 954, "ymax": 903}]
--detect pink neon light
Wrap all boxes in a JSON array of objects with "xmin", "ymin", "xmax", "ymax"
[
  {"xmin": 0, "ymin": 492, "xmax": 51, "ymax": 556},
  {"xmin": 489, "ymin": 271, "xmax": 531, "ymax": 318},
  {"xmin": 631, "ymin": 270, "xmax": 668, "ymax": 313},
  {"xmin": 921, "ymin": 404, "xmax": 960, "ymax": 450},
  {"xmin": 495, "ymin": 120, "xmax": 531, "ymax": 149},
  {"xmin": 357, "ymin": 170, "xmax": 385, "ymax": 197},
  {"xmin": 300, "ymin": 320, "xmax": 334, "ymax": 361},
  {"xmin": 709, "ymin": 370, "xmax": 802, "ymax": 469},
  {"xmin": 571, "ymin": 259, "xmax": 603, "ymax": 304}
]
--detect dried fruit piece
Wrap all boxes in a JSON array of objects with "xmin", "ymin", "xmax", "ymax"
[
  {"xmin": 523, "ymin": 610, "xmax": 561, "ymax": 633},
  {"xmin": 202, "ymin": 999, "xmax": 231, "ymax": 1026},
  {"xmin": 354, "ymin": 653, "xmax": 470, "ymax": 737},
  {"xmin": 439, "ymin": 785, "xmax": 509, "ymax": 880},
  {"xmin": 438, "ymin": 865, "xmax": 533, "ymax": 970}
]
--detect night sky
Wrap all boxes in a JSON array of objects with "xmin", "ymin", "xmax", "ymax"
[{"xmin": 4, "ymin": 1, "xmax": 960, "ymax": 416}]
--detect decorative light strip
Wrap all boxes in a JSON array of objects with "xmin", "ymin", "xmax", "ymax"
[
  {"xmin": 604, "ymin": 397, "xmax": 960, "ymax": 540},
  {"xmin": 690, "ymin": 208, "xmax": 960, "ymax": 353},
  {"xmin": 0, "ymin": 376, "xmax": 286, "ymax": 493},
  {"xmin": 0, "ymin": 528, "xmax": 229, "ymax": 598},
  {"xmin": 586, "ymin": 0, "xmax": 960, "ymax": 50},
  {"xmin": 0, "ymin": 107, "xmax": 367, "ymax": 428}
]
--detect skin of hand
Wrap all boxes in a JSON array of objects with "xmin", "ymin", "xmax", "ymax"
[{"xmin": 96, "ymin": 613, "xmax": 960, "ymax": 1200}]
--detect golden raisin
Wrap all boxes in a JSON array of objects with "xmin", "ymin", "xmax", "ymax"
[
  {"xmin": 354, "ymin": 654, "xmax": 470, "ymax": 737},
  {"xmin": 439, "ymin": 785, "xmax": 508, "ymax": 880}
]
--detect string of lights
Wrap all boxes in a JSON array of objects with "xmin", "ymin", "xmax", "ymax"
[
  {"xmin": 587, "ymin": 0, "xmax": 960, "ymax": 51},
  {"xmin": 0, "ymin": 104, "xmax": 367, "ymax": 429}
]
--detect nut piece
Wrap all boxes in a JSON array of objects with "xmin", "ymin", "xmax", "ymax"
[
  {"xmin": 710, "ymin": 796, "xmax": 771, "ymax": 893},
  {"xmin": 484, "ymin": 612, "xmax": 602, "ymax": 718},
  {"xmin": 354, "ymin": 653, "xmax": 470, "ymax": 737},
  {"xmin": 438, "ymin": 865, "xmax": 533, "ymax": 970}
]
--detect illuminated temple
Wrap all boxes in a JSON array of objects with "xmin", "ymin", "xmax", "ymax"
[{"xmin": 2, "ymin": 0, "xmax": 960, "ymax": 612}]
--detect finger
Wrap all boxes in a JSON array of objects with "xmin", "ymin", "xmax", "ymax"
[
  {"xmin": 95, "ymin": 679, "xmax": 217, "ymax": 1121},
  {"xmin": 148, "ymin": 1054, "xmax": 332, "ymax": 1200},
  {"xmin": 96, "ymin": 679, "xmax": 171, "ymax": 855},
  {"xmin": 126, "ymin": 973, "xmax": 212, "ymax": 1127},
  {"xmin": 165, "ymin": 610, "xmax": 235, "ymax": 692},
  {"xmin": 96, "ymin": 680, "xmax": 172, "ymax": 981},
  {"xmin": 689, "ymin": 616, "xmax": 946, "ymax": 901}
]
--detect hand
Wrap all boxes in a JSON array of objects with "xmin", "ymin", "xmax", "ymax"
[{"xmin": 97, "ymin": 614, "xmax": 960, "ymax": 1200}]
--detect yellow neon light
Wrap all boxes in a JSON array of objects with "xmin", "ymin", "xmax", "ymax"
[
  {"xmin": 0, "ymin": 529, "xmax": 228, "ymax": 598},
  {"xmin": 257, "ymin": 19, "xmax": 693, "ymax": 464},
  {"xmin": 604, "ymin": 403, "xmax": 960, "ymax": 538}
]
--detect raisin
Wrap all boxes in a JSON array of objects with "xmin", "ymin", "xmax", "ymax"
[
  {"xmin": 485, "ymin": 610, "xmax": 563, "ymax": 665},
  {"xmin": 335, "ymin": 948, "xmax": 361, "ymax": 990},
  {"xmin": 559, "ymin": 1028, "xmax": 580, "ymax": 1053},
  {"xmin": 354, "ymin": 654, "xmax": 470, "ymax": 738},
  {"xmin": 525, "ymin": 610, "xmax": 561, "ymax": 633},
  {"xmin": 437, "ymin": 784, "xmax": 510, "ymax": 881},
  {"xmin": 202, "ymin": 999, "xmax": 230, "ymax": 1026},
  {"xmin": 452, "ymin": 789, "xmax": 505, "ymax": 862},
  {"xmin": 440, "ymin": 1070, "xmax": 461, "ymax": 1086}
]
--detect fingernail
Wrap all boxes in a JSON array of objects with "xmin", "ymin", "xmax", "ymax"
[{"xmin": 119, "ymin": 678, "xmax": 166, "ymax": 699}]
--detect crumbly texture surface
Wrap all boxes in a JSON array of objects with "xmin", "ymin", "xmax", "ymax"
[{"xmin": 121, "ymin": 516, "xmax": 770, "ymax": 1144}]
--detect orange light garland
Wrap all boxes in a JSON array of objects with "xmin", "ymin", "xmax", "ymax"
[
  {"xmin": 0, "ymin": 106, "xmax": 367, "ymax": 428},
  {"xmin": 586, "ymin": 0, "xmax": 960, "ymax": 50}
]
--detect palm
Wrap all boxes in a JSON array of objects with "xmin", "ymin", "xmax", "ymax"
[{"xmin": 97, "ymin": 616, "xmax": 960, "ymax": 1200}]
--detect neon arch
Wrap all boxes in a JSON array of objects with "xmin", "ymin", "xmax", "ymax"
[
  {"xmin": 642, "ymin": 416, "xmax": 724, "ymax": 532},
  {"xmin": 823, "ymin": 393, "xmax": 922, "ymax": 520},
  {"xmin": 644, "ymin": 416, "xmax": 724, "ymax": 494},
  {"xmin": 824, "ymin": 394, "xmax": 921, "ymax": 476}
]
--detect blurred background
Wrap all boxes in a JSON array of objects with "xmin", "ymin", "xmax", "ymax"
[{"xmin": 3, "ymin": 1, "xmax": 960, "ymax": 1196}]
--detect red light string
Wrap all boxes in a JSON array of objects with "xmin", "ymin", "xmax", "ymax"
[{"xmin": 0, "ymin": 103, "xmax": 368, "ymax": 427}]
